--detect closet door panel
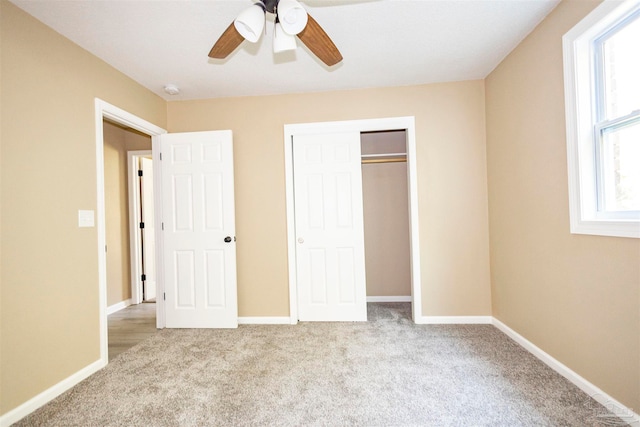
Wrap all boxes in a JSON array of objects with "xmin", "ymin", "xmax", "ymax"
[{"xmin": 293, "ymin": 132, "xmax": 367, "ymax": 321}]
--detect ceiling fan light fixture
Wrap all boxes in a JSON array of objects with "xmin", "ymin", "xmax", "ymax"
[
  {"xmin": 209, "ymin": 1, "xmax": 342, "ymax": 66},
  {"xmin": 273, "ymin": 22, "xmax": 297, "ymax": 53},
  {"xmin": 234, "ymin": 3, "xmax": 266, "ymax": 43},
  {"xmin": 277, "ymin": 0, "xmax": 308, "ymax": 35}
]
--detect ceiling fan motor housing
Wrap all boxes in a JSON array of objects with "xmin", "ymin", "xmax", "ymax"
[{"xmin": 262, "ymin": 0, "xmax": 279, "ymax": 14}]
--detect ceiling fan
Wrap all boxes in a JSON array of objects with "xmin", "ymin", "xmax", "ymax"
[{"xmin": 208, "ymin": 0, "xmax": 343, "ymax": 67}]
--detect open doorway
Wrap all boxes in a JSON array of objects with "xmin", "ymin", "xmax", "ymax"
[
  {"xmin": 103, "ymin": 121, "xmax": 152, "ymax": 310},
  {"xmin": 103, "ymin": 121, "xmax": 157, "ymax": 360},
  {"xmin": 95, "ymin": 99, "xmax": 167, "ymax": 364},
  {"xmin": 127, "ymin": 151, "xmax": 156, "ymax": 304},
  {"xmin": 361, "ymin": 130, "xmax": 411, "ymax": 304}
]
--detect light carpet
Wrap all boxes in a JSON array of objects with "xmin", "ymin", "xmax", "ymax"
[{"xmin": 15, "ymin": 303, "xmax": 627, "ymax": 426}]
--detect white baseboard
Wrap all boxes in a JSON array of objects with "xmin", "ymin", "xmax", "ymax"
[
  {"xmin": 415, "ymin": 315, "xmax": 493, "ymax": 324},
  {"xmin": 367, "ymin": 296, "xmax": 412, "ymax": 302},
  {"xmin": 237, "ymin": 316, "xmax": 292, "ymax": 325},
  {"xmin": 106, "ymin": 299, "xmax": 132, "ymax": 315},
  {"xmin": 493, "ymin": 318, "xmax": 639, "ymax": 426},
  {"xmin": 0, "ymin": 359, "xmax": 105, "ymax": 427}
]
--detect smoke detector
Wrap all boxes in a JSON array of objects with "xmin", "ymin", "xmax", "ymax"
[{"xmin": 164, "ymin": 84, "xmax": 180, "ymax": 96}]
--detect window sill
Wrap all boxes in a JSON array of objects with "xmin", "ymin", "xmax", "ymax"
[{"xmin": 570, "ymin": 217, "xmax": 640, "ymax": 239}]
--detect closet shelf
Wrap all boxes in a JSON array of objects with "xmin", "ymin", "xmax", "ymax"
[
  {"xmin": 361, "ymin": 152, "xmax": 407, "ymax": 164},
  {"xmin": 361, "ymin": 152, "xmax": 406, "ymax": 159}
]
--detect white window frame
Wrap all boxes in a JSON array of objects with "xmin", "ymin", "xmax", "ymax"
[{"xmin": 563, "ymin": 0, "xmax": 640, "ymax": 238}]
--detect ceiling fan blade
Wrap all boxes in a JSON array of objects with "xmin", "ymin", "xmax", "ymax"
[
  {"xmin": 208, "ymin": 22, "xmax": 245, "ymax": 59},
  {"xmin": 297, "ymin": 13, "xmax": 343, "ymax": 66}
]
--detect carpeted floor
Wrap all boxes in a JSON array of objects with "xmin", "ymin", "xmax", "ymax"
[{"xmin": 15, "ymin": 303, "xmax": 627, "ymax": 426}]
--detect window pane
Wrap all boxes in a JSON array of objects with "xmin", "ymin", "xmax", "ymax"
[
  {"xmin": 601, "ymin": 120, "xmax": 640, "ymax": 211},
  {"xmin": 602, "ymin": 14, "xmax": 640, "ymax": 120}
]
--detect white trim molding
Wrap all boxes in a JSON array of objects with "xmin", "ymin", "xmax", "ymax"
[
  {"xmin": 493, "ymin": 318, "xmax": 640, "ymax": 426},
  {"xmin": 95, "ymin": 99, "xmax": 167, "ymax": 364},
  {"xmin": 0, "ymin": 359, "xmax": 104, "ymax": 427},
  {"xmin": 238, "ymin": 317, "xmax": 292, "ymax": 325},
  {"xmin": 106, "ymin": 299, "xmax": 133, "ymax": 315}
]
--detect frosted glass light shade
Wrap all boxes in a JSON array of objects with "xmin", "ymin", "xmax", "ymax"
[
  {"xmin": 277, "ymin": 0, "xmax": 308, "ymax": 35},
  {"xmin": 273, "ymin": 22, "xmax": 297, "ymax": 52},
  {"xmin": 234, "ymin": 4, "xmax": 265, "ymax": 43}
]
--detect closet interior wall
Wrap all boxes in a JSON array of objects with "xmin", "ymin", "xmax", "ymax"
[{"xmin": 361, "ymin": 130, "xmax": 411, "ymax": 299}]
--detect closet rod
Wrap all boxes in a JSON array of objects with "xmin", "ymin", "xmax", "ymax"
[{"xmin": 361, "ymin": 158, "xmax": 407, "ymax": 164}]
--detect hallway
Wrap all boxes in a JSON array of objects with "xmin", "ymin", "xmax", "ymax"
[{"xmin": 108, "ymin": 303, "xmax": 158, "ymax": 360}]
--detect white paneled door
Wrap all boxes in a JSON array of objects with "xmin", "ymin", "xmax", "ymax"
[
  {"xmin": 159, "ymin": 131, "xmax": 238, "ymax": 328},
  {"xmin": 293, "ymin": 132, "xmax": 367, "ymax": 321}
]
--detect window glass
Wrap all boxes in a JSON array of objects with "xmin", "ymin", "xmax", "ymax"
[
  {"xmin": 600, "ymin": 120, "xmax": 640, "ymax": 211},
  {"xmin": 600, "ymin": 14, "xmax": 640, "ymax": 120}
]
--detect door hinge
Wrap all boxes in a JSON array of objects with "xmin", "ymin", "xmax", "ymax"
[
  {"xmin": 141, "ymin": 274, "xmax": 146, "ymax": 282},
  {"xmin": 162, "ymin": 222, "xmax": 164, "ymax": 230},
  {"xmin": 163, "ymin": 292, "xmax": 166, "ymax": 301},
  {"xmin": 140, "ymin": 222, "xmax": 145, "ymax": 229},
  {"xmin": 159, "ymin": 152, "xmax": 163, "ymax": 161},
  {"xmin": 138, "ymin": 169, "xmax": 143, "ymax": 177},
  {"xmin": 105, "ymin": 245, "xmax": 107, "ymax": 253}
]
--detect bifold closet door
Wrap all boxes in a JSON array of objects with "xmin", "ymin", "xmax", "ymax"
[{"xmin": 293, "ymin": 131, "xmax": 367, "ymax": 321}]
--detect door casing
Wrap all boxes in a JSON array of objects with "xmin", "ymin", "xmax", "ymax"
[
  {"xmin": 284, "ymin": 116, "xmax": 422, "ymax": 324},
  {"xmin": 127, "ymin": 150, "xmax": 152, "ymax": 305},
  {"xmin": 95, "ymin": 99, "xmax": 167, "ymax": 365}
]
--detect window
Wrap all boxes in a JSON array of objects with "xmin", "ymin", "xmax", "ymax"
[{"xmin": 563, "ymin": 0, "xmax": 640, "ymax": 238}]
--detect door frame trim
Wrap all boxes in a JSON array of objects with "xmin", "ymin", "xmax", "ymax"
[
  {"xmin": 127, "ymin": 150, "xmax": 152, "ymax": 305},
  {"xmin": 95, "ymin": 99, "xmax": 166, "ymax": 364},
  {"xmin": 283, "ymin": 116, "xmax": 422, "ymax": 324}
]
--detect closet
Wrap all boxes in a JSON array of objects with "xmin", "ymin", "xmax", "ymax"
[
  {"xmin": 286, "ymin": 117, "xmax": 421, "ymax": 322},
  {"xmin": 361, "ymin": 130, "xmax": 412, "ymax": 301}
]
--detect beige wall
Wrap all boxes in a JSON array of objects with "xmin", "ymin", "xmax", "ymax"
[
  {"xmin": 3, "ymin": 0, "xmax": 636, "ymax": 419},
  {"xmin": 485, "ymin": 0, "xmax": 640, "ymax": 411},
  {"xmin": 103, "ymin": 121, "xmax": 152, "ymax": 306},
  {"xmin": 361, "ymin": 131, "xmax": 411, "ymax": 297},
  {"xmin": 1, "ymin": 3, "xmax": 492, "ymax": 414},
  {"xmin": 167, "ymin": 80, "xmax": 492, "ymax": 318},
  {"xmin": 7, "ymin": 0, "xmax": 636, "ymax": 418},
  {"xmin": 5, "ymin": 0, "xmax": 637, "ymax": 419},
  {"xmin": 0, "ymin": 1, "xmax": 166, "ymax": 415}
]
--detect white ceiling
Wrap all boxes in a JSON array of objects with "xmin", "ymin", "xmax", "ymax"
[{"xmin": 10, "ymin": 0, "xmax": 560, "ymax": 101}]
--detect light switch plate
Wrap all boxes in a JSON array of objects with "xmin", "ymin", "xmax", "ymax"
[{"xmin": 78, "ymin": 210, "xmax": 95, "ymax": 228}]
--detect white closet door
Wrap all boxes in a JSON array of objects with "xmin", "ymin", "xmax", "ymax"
[
  {"xmin": 159, "ymin": 130, "xmax": 238, "ymax": 328},
  {"xmin": 293, "ymin": 131, "xmax": 367, "ymax": 321}
]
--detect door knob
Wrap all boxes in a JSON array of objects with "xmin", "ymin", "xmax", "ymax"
[
  {"xmin": 224, "ymin": 236, "xmax": 232, "ymax": 243},
  {"xmin": 297, "ymin": 237, "xmax": 304, "ymax": 244}
]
